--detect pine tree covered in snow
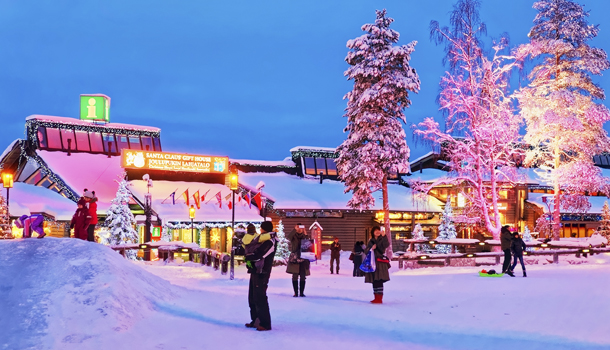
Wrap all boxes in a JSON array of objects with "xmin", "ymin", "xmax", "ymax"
[
  {"xmin": 517, "ymin": 0, "xmax": 610, "ymax": 240},
  {"xmin": 415, "ymin": 0, "xmax": 522, "ymax": 240},
  {"xmin": 411, "ymin": 223, "xmax": 428, "ymax": 253},
  {"xmin": 437, "ymin": 197, "xmax": 457, "ymax": 254},
  {"xmin": 596, "ymin": 201, "xmax": 610, "ymax": 242},
  {"xmin": 522, "ymin": 225, "xmax": 534, "ymax": 252},
  {"xmin": 274, "ymin": 220, "xmax": 290, "ymax": 263},
  {"xmin": 336, "ymin": 9, "xmax": 420, "ymax": 256},
  {"xmin": 161, "ymin": 225, "xmax": 172, "ymax": 243},
  {"xmin": 105, "ymin": 175, "xmax": 138, "ymax": 260},
  {"xmin": 0, "ymin": 194, "xmax": 11, "ymax": 238}
]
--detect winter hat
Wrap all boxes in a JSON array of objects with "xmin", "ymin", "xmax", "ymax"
[
  {"xmin": 260, "ymin": 221, "xmax": 273, "ymax": 233},
  {"xmin": 77, "ymin": 198, "xmax": 87, "ymax": 207},
  {"xmin": 83, "ymin": 191, "xmax": 94, "ymax": 198},
  {"xmin": 246, "ymin": 224, "xmax": 257, "ymax": 234}
]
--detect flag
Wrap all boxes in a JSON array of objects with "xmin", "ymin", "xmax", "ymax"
[
  {"xmin": 193, "ymin": 190, "xmax": 200, "ymax": 209},
  {"xmin": 215, "ymin": 191, "xmax": 222, "ymax": 208},
  {"xmin": 253, "ymin": 192, "xmax": 262, "ymax": 209},
  {"xmin": 228, "ymin": 201, "xmax": 233, "ymax": 210},
  {"xmin": 201, "ymin": 189, "xmax": 210, "ymax": 202},
  {"xmin": 244, "ymin": 191, "xmax": 251, "ymax": 209},
  {"xmin": 225, "ymin": 193, "xmax": 231, "ymax": 201},
  {"xmin": 181, "ymin": 189, "xmax": 190, "ymax": 206},
  {"xmin": 162, "ymin": 189, "xmax": 178, "ymax": 205}
]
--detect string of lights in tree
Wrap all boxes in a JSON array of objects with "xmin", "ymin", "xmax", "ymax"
[{"xmin": 164, "ymin": 222, "xmax": 262, "ymax": 230}]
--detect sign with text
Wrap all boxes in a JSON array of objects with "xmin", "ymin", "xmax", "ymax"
[
  {"xmin": 121, "ymin": 150, "xmax": 229, "ymax": 174},
  {"xmin": 80, "ymin": 94, "xmax": 110, "ymax": 122}
]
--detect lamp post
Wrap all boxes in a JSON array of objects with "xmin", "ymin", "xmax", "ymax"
[
  {"xmin": 189, "ymin": 205, "xmax": 195, "ymax": 244},
  {"xmin": 229, "ymin": 171, "xmax": 238, "ymax": 280},
  {"xmin": 2, "ymin": 171, "xmax": 13, "ymax": 222}
]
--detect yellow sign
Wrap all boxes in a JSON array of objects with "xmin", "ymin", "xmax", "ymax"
[{"xmin": 121, "ymin": 150, "xmax": 229, "ymax": 174}]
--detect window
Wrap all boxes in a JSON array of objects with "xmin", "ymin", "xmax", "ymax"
[
  {"xmin": 326, "ymin": 158, "xmax": 338, "ymax": 176},
  {"xmin": 141, "ymin": 136, "xmax": 153, "ymax": 151},
  {"xmin": 89, "ymin": 132, "xmax": 104, "ymax": 153},
  {"xmin": 315, "ymin": 158, "xmax": 326, "ymax": 175},
  {"xmin": 39, "ymin": 175, "xmax": 53, "ymax": 188},
  {"xmin": 46, "ymin": 128, "xmax": 62, "ymax": 149},
  {"xmin": 128, "ymin": 136, "xmax": 142, "ymax": 150},
  {"xmin": 74, "ymin": 130, "xmax": 90, "ymax": 152},
  {"xmin": 152, "ymin": 137, "xmax": 161, "ymax": 151},
  {"xmin": 116, "ymin": 135, "xmax": 129, "ymax": 152},
  {"xmin": 37, "ymin": 127, "xmax": 48, "ymax": 149},
  {"xmin": 304, "ymin": 157, "xmax": 316, "ymax": 175},
  {"xmin": 25, "ymin": 169, "xmax": 44, "ymax": 185},
  {"xmin": 102, "ymin": 133, "xmax": 117, "ymax": 154},
  {"xmin": 61, "ymin": 129, "xmax": 75, "ymax": 151}
]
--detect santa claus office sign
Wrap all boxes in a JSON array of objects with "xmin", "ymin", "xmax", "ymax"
[{"xmin": 121, "ymin": 150, "xmax": 229, "ymax": 174}]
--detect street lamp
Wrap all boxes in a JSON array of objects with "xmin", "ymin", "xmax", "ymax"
[
  {"xmin": 229, "ymin": 171, "xmax": 238, "ymax": 280},
  {"xmin": 2, "ymin": 171, "xmax": 13, "ymax": 221},
  {"xmin": 189, "ymin": 205, "xmax": 195, "ymax": 244}
]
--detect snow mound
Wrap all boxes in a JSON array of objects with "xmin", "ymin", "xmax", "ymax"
[{"xmin": 0, "ymin": 238, "xmax": 174, "ymax": 350}]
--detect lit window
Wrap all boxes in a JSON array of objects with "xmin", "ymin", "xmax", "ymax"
[
  {"xmin": 102, "ymin": 133, "xmax": 117, "ymax": 153},
  {"xmin": 315, "ymin": 158, "xmax": 326, "ymax": 175},
  {"xmin": 89, "ymin": 132, "xmax": 104, "ymax": 153},
  {"xmin": 304, "ymin": 157, "xmax": 316, "ymax": 175},
  {"xmin": 37, "ymin": 127, "xmax": 48, "ymax": 149},
  {"xmin": 75, "ymin": 130, "xmax": 90, "ymax": 152},
  {"xmin": 25, "ymin": 169, "xmax": 43, "ymax": 185},
  {"xmin": 46, "ymin": 128, "xmax": 62, "ymax": 150},
  {"xmin": 326, "ymin": 158, "xmax": 338, "ymax": 176},
  {"xmin": 39, "ymin": 176, "xmax": 53, "ymax": 188},
  {"xmin": 499, "ymin": 190, "xmax": 508, "ymax": 199},
  {"xmin": 129, "ymin": 136, "xmax": 142, "ymax": 150}
]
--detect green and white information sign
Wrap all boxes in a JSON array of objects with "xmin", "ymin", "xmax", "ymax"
[{"xmin": 80, "ymin": 94, "xmax": 110, "ymax": 122}]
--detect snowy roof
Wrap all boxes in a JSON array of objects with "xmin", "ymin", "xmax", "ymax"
[
  {"xmin": 0, "ymin": 139, "xmax": 19, "ymax": 166},
  {"xmin": 289, "ymin": 146, "xmax": 337, "ymax": 153},
  {"xmin": 230, "ymin": 158, "xmax": 296, "ymax": 167},
  {"xmin": 26, "ymin": 115, "xmax": 161, "ymax": 133},
  {"xmin": 7, "ymin": 182, "xmax": 77, "ymax": 221},
  {"xmin": 526, "ymin": 192, "xmax": 610, "ymax": 214},
  {"xmin": 129, "ymin": 179, "xmax": 264, "ymax": 223},
  {"xmin": 403, "ymin": 168, "xmax": 450, "ymax": 183},
  {"xmin": 408, "ymin": 151, "xmax": 435, "ymax": 165},
  {"xmin": 238, "ymin": 172, "xmax": 443, "ymax": 212}
]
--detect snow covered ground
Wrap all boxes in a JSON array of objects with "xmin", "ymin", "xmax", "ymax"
[{"xmin": 1, "ymin": 238, "xmax": 609, "ymax": 350}]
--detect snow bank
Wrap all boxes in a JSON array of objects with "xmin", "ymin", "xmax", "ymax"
[{"xmin": 0, "ymin": 238, "xmax": 174, "ymax": 349}]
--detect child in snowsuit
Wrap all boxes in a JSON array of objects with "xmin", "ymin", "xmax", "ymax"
[
  {"xmin": 510, "ymin": 232, "xmax": 527, "ymax": 277},
  {"xmin": 15, "ymin": 214, "xmax": 45, "ymax": 238},
  {"xmin": 71, "ymin": 200, "xmax": 91, "ymax": 240}
]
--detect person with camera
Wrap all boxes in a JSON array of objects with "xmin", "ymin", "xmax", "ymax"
[
  {"xmin": 286, "ymin": 224, "xmax": 310, "ymax": 297},
  {"xmin": 364, "ymin": 226, "xmax": 391, "ymax": 304}
]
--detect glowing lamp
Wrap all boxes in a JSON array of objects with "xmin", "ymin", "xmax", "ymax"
[
  {"xmin": 523, "ymin": 251, "xmax": 528, "ymax": 255},
  {"xmin": 540, "ymin": 243, "xmax": 548, "ymax": 248},
  {"xmin": 139, "ymin": 244, "xmax": 149, "ymax": 249},
  {"xmin": 466, "ymin": 254, "xmax": 474, "ymax": 258},
  {"xmin": 428, "ymin": 240, "xmax": 436, "ymax": 244},
  {"xmin": 582, "ymin": 249, "xmax": 590, "ymax": 253},
  {"xmin": 189, "ymin": 205, "xmax": 195, "ymax": 219},
  {"xmin": 229, "ymin": 172, "xmax": 239, "ymax": 191},
  {"xmin": 1, "ymin": 172, "xmax": 13, "ymax": 188},
  {"xmin": 419, "ymin": 255, "xmax": 428, "ymax": 260},
  {"xmin": 181, "ymin": 248, "xmax": 190, "ymax": 253},
  {"xmin": 478, "ymin": 242, "xmax": 485, "ymax": 246}
]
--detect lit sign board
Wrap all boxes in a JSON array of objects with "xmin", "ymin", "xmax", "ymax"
[
  {"xmin": 80, "ymin": 94, "xmax": 110, "ymax": 122},
  {"xmin": 121, "ymin": 150, "xmax": 229, "ymax": 174},
  {"xmin": 152, "ymin": 226, "xmax": 161, "ymax": 237}
]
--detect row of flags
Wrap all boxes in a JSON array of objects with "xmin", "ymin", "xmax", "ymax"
[{"xmin": 163, "ymin": 188, "xmax": 262, "ymax": 210}]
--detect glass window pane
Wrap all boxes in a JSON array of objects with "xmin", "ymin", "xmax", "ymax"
[
  {"xmin": 141, "ymin": 136, "xmax": 153, "ymax": 151},
  {"xmin": 304, "ymin": 157, "xmax": 316, "ymax": 175},
  {"xmin": 128, "ymin": 136, "xmax": 142, "ymax": 150},
  {"xmin": 152, "ymin": 137, "xmax": 161, "ymax": 151},
  {"xmin": 75, "ymin": 131, "xmax": 90, "ymax": 152},
  {"xmin": 25, "ymin": 169, "xmax": 43, "ymax": 185},
  {"xmin": 39, "ymin": 176, "xmax": 53, "ymax": 188},
  {"xmin": 116, "ymin": 135, "xmax": 129, "ymax": 152},
  {"xmin": 89, "ymin": 132, "xmax": 104, "ymax": 153},
  {"xmin": 61, "ymin": 129, "xmax": 75, "ymax": 151},
  {"xmin": 102, "ymin": 133, "xmax": 117, "ymax": 153},
  {"xmin": 326, "ymin": 158, "xmax": 338, "ymax": 176},
  {"xmin": 315, "ymin": 158, "xmax": 326, "ymax": 175},
  {"xmin": 37, "ymin": 126, "xmax": 48, "ymax": 149},
  {"xmin": 46, "ymin": 128, "xmax": 62, "ymax": 149}
]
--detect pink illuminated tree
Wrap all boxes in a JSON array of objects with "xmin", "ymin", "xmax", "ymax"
[
  {"xmin": 517, "ymin": 0, "xmax": 610, "ymax": 240},
  {"xmin": 414, "ymin": 0, "xmax": 522, "ymax": 239},
  {"xmin": 337, "ymin": 9, "xmax": 420, "ymax": 254}
]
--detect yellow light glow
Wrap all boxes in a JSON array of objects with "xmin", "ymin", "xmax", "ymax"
[
  {"xmin": 478, "ymin": 242, "xmax": 485, "ymax": 246},
  {"xmin": 582, "ymin": 249, "xmax": 590, "ymax": 253},
  {"xmin": 1, "ymin": 172, "xmax": 13, "ymax": 188},
  {"xmin": 420, "ymin": 256, "xmax": 427, "ymax": 260},
  {"xmin": 189, "ymin": 205, "xmax": 195, "ymax": 219},
  {"xmin": 541, "ymin": 243, "xmax": 548, "ymax": 248},
  {"xmin": 210, "ymin": 229, "xmax": 220, "ymax": 246},
  {"xmin": 467, "ymin": 254, "xmax": 474, "ymax": 257},
  {"xmin": 229, "ymin": 173, "xmax": 239, "ymax": 190}
]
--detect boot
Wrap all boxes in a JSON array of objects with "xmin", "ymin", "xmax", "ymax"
[
  {"xmin": 330, "ymin": 267, "xmax": 334, "ymax": 274},
  {"xmin": 299, "ymin": 279, "xmax": 306, "ymax": 297},
  {"xmin": 370, "ymin": 293, "xmax": 383, "ymax": 304},
  {"xmin": 523, "ymin": 270, "xmax": 527, "ymax": 277},
  {"xmin": 292, "ymin": 280, "xmax": 299, "ymax": 297},
  {"xmin": 506, "ymin": 270, "xmax": 515, "ymax": 277}
]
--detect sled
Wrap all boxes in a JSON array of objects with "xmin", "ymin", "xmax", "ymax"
[{"xmin": 478, "ymin": 271, "xmax": 504, "ymax": 277}]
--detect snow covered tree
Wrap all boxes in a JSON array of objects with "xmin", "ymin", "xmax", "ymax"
[
  {"xmin": 522, "ymin": 225, "xmax": 534, "ymax": 252},
  {"xmin": 411, "ymin": 223, "xmax": 428, "ymax": 253},
  {"xmin": 336, "ymin": 9, "xmax": 420, "ymax": 256},
  {"xmin": 437, "ymin": 197, "xmax": 457, "ymax": 253},
  {"xmin": 517, "ymin": 0, "xmax": 610, "ymax": 240},
  {"xmin": 0, "ymin": 194, "xmax": 11, "ymax": 238},
  {"xmin": 161, "ymin": 225, "xmax": 172, "ymax": 243},
  {"xmin": 274, "ymin": 220, "xmax": 290, "ymax": 263},
  {"xmin": 415, "ymin": 0, "xmax": 523, "ymax": 240},
  {"xmin": 596, "ymin": 201, "xmax": 610, "ymax": 242},
  {"xmin": 105, "ymin": 174, "xmax": 139, "ymax": 260}
]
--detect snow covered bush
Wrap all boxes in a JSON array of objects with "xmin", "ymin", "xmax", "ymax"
[
  {"xmin": 274, "ymin": 221, "xmax": 290, "ymax": 265},
  {"xmin": 437, "ymin": 197, "xmax": 457, "ymax": 254},
  {"xmin": 105, "ymin": 174, "xmax": 139, "ymax": 260}
]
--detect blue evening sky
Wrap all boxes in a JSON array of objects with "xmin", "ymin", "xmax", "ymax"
[{"xmin": 1, "ymin": 0, "xmax": 610, "ymax": 161}]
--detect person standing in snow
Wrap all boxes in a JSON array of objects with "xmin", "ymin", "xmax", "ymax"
[
  {"xmin": 70, "ymin": 199, "xmax": 91, "ymax": 240},
  {"xmin": 364, "ymin": 226, "xmax": 390, "ymax": 304},
  {"xmin": 330, "ymin": 237, "xmax": 341, "ymax": 274},
  {"xmin": 500, "ymin": 225, "xmax": 515, "ymax": 276},
  {"xmin": 351, "ymin": 241, "xmax": 365, "ymax": 277},
  {"xmin": 510, "ymin": 232, "xmax": 527, "ymax": 277},
  {"xmin": 245, "ymin": 221, "xmax": 277, "ymax": 331},
  {"xmin": 83, "ymin": 190, "xmax": 98, "ymax": 242},
  {"xmin": 286, "ymin": 224, "xmax": 310, "ymax": 297}
]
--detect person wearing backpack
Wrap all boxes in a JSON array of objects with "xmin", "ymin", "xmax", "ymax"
[
  {"xmin": 286, "ymin": 224, "xmax": 310, "ymax": 297},
  {"xmin": 510, "ymin": 232, "xmax": 527, "ymax": 277},
  {"xmin": 245, "ymin": 221, "xmax": 277, "ymax": 331},
  {"xmin": 364, "ymin": 226, "xmax": 390, "ymax": 304},
  {"xmin": 500, "ymin": 225, "xmax": 515, "ymax": 277}
]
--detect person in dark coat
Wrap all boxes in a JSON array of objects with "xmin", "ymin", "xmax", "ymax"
[
  {"xmin": 286, "ymin": 224, "xmax": 310, "ymax": 297},
  {"xmin": 500, "ymin": 225, "xmax": 515, "ymax": 276},
  {"xmin": 330, "ymin": 237, "xmax": 341, "ymax": 274},
  {"xmin": 510, "ymin": 232, "xmax": 527, "ymax": 277},
  {"xmin": 245, "ymin": 221, "xmax": 276, "ymax": 331},
  {"xmin": 364, "ymin": 226, "xmax": 391, "ymax": 304},
  {"xmin": 83, "ymin": 190, "xmax": 98, "ymax": 242},
  {"xmin": 352, "ymin": 241, "xmax": 365, "ymax": 277},
  {"xmin": 70, "ymin": 199, "xmax": 91, "ymax": 240}
]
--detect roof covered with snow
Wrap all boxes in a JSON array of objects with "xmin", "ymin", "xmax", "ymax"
[
  {"xmin": 527, "ymin": 192, "xmax": 610, "ymax": 214},
  {"xmin": 289, "ymin": 146, "xmax": 337, "ymax": 153},
  {"xmin": 7, "ymin": 182, "xmax": 78, "ymax": 221},
  {"xmin": 26, "ymin": 115, "xmax": 161, "ymax": 133},
  {"xmin": 238, "ymin": 172, "xmax": 443, "ymax": 212},
  {"xmin": 230, "ymin": 158, "xmax": 296, "ymax": 167}
]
